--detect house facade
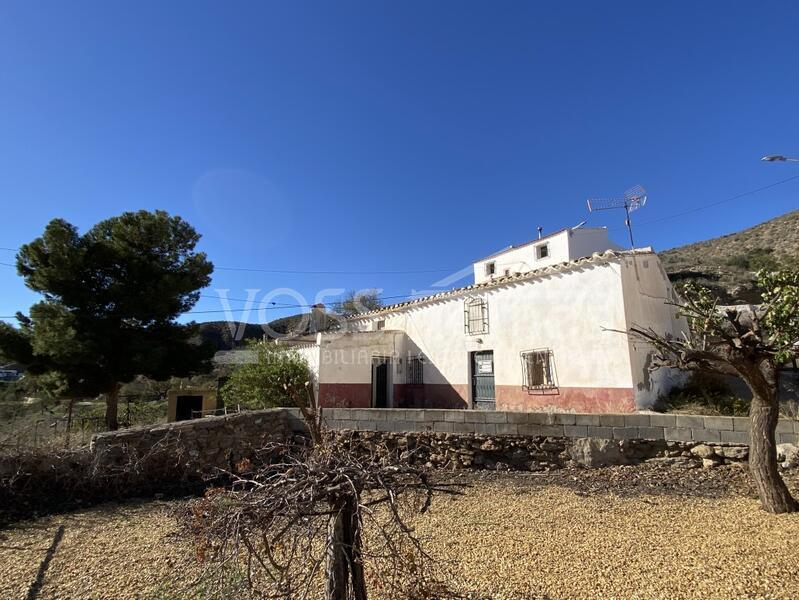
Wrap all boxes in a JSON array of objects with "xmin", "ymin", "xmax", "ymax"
[{"xmin": 288, "ymin": 230, "xmax": 686, "ymax": 414}]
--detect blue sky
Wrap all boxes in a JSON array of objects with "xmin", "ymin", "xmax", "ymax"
[{"xmin": 1, "ymin": 1, "xmax": 797, "ymax": 324}]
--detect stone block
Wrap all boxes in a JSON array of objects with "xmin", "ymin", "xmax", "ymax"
[
  {"xmin": 720, "ymin": 430, "xmax": 749, "ymax": 444},
  {"xmin": 495, "ymin": 423, "xmax": 519, "ymax": 436},
  {"xmin": 675, "ymin": 415, "xmax": 704, "ymax": 429},
  {"xmin": 587, "ymin": 426, "xmax": 613, "ymax": 439},
  {"xmin": 703, "ymin": 416, "xmax": 734, "ymax": 431},
  {"xmin": 777, "ymin": 433, "xmax": 799, "ymax": 445},
  {"xmin": 623, "ymin": 414, "xmax": 651, "ymax": 427},
  {"xmin": 424, "ymin": 410, "xmax": 446, "ymax": 422},
  {"xmin": 637, "ymin": 427, "xmax": 665, "ymax": 440},
  {"xmin": 612, "ymin": 427, "xmax": 639, "ymax": 440},
  {"xmin": 732, "ymin": 418, "xmax": 750, "ymax": 431},
  {"xmin": 463, "ymin": 411, "xmax": 487, "ymax": 423},
  {"xmin": 776, "ymin": 420, "xmax": 794, "ymax": 433},
  {"xmin": 692, "ymin": 428, "xmax": 721, "ymax": 443},
  {"xmin": 431, "ymin": 421, "xmax": 454, "ymax": 433},
  {"xmin": 528, "ymin": 412, "xmax": 553, "ymax": 425},
  {"xmin": 474, "ymin": 423, "xmax": 497, "ymax": 435},
  {"xmin": 518, "ymin": 424, "xmax": 543, "ymax": 437},
  {"xmin": 552, "ymin": 413, "xmax": 576, "ymax": 425},
  {"xmin": 506, "ymin": 412, "xmax": 529, "ymax": 424},
  {"xmin": 574, "ymin": 414, "xmax": 601, "ymax": 426},
  {"xmin": 664, "ymin": 427, "xmax": 693, "ymax": 442},
  {"xmin": 539, "ymin": 425, "xmax": 565, "ymax": 437},
  {"xmin": 404, "ymin": 410, "xmax": 427, "ymax": 422},
  {"xmin": 563, "ymin": 425, "xmax": 589, "ymax": 438},
  {"xmin": 485, "ymin": 412, "xmax": 508, "ymax": 424},
  {"xmin": 599, "ymin": 414, "xmax": 625, "ymax": 427},
  {"xmin": 453, "ymin": 422, "xmax": 476, "ymax": 434},
  {"xmin": 444, "ymin": 411, "xmax": 465, "ymax": 423}
]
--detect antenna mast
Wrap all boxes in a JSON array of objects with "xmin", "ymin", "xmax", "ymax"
[{"xmin": 586, "ymin": 184, "xmax": 648, "ymax": 250}]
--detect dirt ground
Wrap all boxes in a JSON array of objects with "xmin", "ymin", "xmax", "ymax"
[{"xmin": 2, "ymin": 464, "xmax": 799, "ymax": 599}]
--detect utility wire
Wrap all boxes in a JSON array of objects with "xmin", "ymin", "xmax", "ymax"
[
  {"xmin": 610, "ymin": 173, "xmax": 799, "ymax": 231},
  {"xmin": 193, "ymin": 290, "xmax": 441, "ymax": 314},
  {"xmin": 213, "ymin": 266, "xmax": 456, "ymax": 275}
]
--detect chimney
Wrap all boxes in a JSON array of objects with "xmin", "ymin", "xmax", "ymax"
[
  {"xmin": 310, "ymin": 303, "xmax": 326, "ymax": 333},
  {"xmin": 537, "ymin": 226, "xmax": 543, "ymax": 239}
]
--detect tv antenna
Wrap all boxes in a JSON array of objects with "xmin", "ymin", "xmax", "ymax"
[{"xmin": 587, "ymin": 184, "xmax": 647, "ymax": 249}]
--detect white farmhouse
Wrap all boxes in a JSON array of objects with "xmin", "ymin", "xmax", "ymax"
[{"xmin": 290, "ymin": 226, "xmax": 686, "ymax": 414}]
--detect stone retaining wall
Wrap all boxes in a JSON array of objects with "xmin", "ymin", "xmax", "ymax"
[
  {"xmin": 91, "ymin": 408, "xmax": 291, "ymax": 471},
  {"xmin": 310, "ymin": 408, "xmax": 799, "ymax": 445}
]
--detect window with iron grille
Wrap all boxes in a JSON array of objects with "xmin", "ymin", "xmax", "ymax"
[
  {"xmin": 485, "ymin": 262, "xmax": 495, "ymax": 276},
  {"xmin": 375, "ymin": 320, "xmax": 385, "ymax": 330},
  {"xmin": 407, "ymin": 355, "xmax": 424, "ymax": 385},
  {"xmin": 464, "ymin": 298, "xmax": 489, "ymax": 335},
  {"xmin": 521, "ymin": 349, "xmax": 556, "ymax": 390}
]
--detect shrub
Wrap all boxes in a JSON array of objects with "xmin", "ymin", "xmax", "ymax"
[{"xmin": 221, "ymin": 341, "xmax": 311, "ymax": 410}]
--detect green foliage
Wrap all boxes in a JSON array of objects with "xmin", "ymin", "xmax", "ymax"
[
  {"xmin": 221, "ymin": 341, "xmax": 311, "ymax": 410},
  {"xmin": 674, "ymin": 280, "xmax": 723, "ymax": 334},
  {"xmin": 0, "ymin": 210, "xmax": 215, "ymax": 405},
  {"xmin": 724, "ymin": 247, "xmax": 781, "ymax": 272},
  {"xmin": 332, "ymin": 289, "xmax": 383, "ymax": 316},
  {"xmin": 660, "ymin": 210, "xmax": 799, "ymax": 303},
  {"xmin": 759, "ymin": 269, "xmax": 799, "ymax": 364}
]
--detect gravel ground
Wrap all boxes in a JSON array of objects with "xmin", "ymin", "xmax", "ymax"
[{"xmin": 2, "ymin": 464, "xmax": 799, "ymax": 599}]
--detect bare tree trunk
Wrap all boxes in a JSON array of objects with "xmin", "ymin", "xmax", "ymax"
[
  {"xmin": 326, "ymin": 496, "xmax": 367, "ymax": 600},
  {"xmin": 743, "ymin": 362, "xmax": 798, "ymax": 514},
  {"xmin": 105, "ymin": 383, "xmax": 121, "ymax": 431}
]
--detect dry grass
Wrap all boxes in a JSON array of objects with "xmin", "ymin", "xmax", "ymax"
[{"xmin": 2, "ymin": 468, "xmax": 799, "ymax": 599}]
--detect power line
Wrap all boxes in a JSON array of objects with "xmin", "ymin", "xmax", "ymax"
[
  {"xmin": 0, "ymin": 253, "xmax": 454, "ymax": 275},
  {"xmin": 610, "ymin": 173, "xmax": 799, "ymax": 231},
  {"xmin": 192, "ymin": 290, "xmax": 440, "ymax": 315},
  {"xmin": 213, "ymin": 266, "xmax": 456, "ymax": 275}
]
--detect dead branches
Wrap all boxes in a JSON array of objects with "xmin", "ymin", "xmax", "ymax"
[{"xmin": 177, "ymin": 436, "xmax": 464, "ymax": 599}]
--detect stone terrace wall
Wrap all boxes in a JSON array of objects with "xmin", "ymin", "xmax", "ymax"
[
  {"xmin": 306, "ymin": 408, "xmax": 799, "ymax": 445},
  {"xmin": 91, "ymin": 408, "xmax": 291, "ymax": 472}
]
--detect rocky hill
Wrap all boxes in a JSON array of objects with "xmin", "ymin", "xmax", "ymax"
[
  {"xmin": 659, "ymin": 210, "xmax": 799, "ymax": 303},
  {"xmin": 197, "ymin": 313, "xmax": 341, "ymax": 351}
]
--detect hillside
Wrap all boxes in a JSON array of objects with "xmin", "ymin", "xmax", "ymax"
[
  {"xmin": 660, "ymin": 210, "xmax": 799, "ymax": 303},
  {"xmin": 197, "ymin": 313, "xmax": 341, "ymax": 351}
]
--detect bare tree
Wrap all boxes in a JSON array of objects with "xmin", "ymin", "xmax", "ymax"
[
  {"xmin": 332, "ymin": 289, "xmax": 383, "ymax": 317},
  {"xmin": 178, "ymin": 381, "xmax": 463, "ymax": 598},
  {"xmin": 628, "ymin": 270, "xmax": 799, "ymax": 514}
]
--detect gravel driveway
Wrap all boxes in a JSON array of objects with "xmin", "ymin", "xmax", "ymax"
[{"xmin": 1, "ymin": 464, "xmax": 798, "ymax": 599}]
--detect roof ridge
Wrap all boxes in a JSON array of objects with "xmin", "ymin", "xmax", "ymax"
[{"xmin": 347, "ymin": 248, "xmax": 653, "ymax": 320}]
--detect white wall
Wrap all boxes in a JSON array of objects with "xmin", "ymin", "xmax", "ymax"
[
  {"xmin": 568, "ymin": 228, "xmax": 624, "ymax": 260},
  {"xmin": 351, "ymin": 258, "xmax": 634, "ymax": 393},
  {"xmin": 473, "ymin": 228, "xmax": 622, "ymax": 284},
  {"xmin": 618, "ymin": 255, "xmax": 689, "ymax": 409}
]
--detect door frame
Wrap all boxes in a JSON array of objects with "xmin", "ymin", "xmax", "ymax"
[
  {"xmin": 470, "ymin": 350, "xmax": 496, "ymax": 411},
  {"xmin": 371, "ymin": 355, "xmax": 393, "ymax": 408}
]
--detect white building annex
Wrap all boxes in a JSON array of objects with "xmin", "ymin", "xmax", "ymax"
[{"xmin": 289, "ymin": 226, "xmax": 687, "ymax": 414}]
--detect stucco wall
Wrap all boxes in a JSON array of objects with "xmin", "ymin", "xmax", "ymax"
[
  {"xmin": 347, "ymin": 259, "xmax": 637, "ymax": 412},
  {"xmin": 618, "ymin": 256, "xmax": 689, "ymax": 409},
  {"xmin": 473, "ymin": 230, "xmax": 572, "ymax": 284},
  {"xmin": 568, "ymin": 228, "xmax": 624, "ymax": 260}
]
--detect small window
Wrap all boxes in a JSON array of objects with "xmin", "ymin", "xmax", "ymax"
[
  {"xmin": 375, "ymin": 320, "xmax": 385, "ymax": 330},
  {"xmin": 407, "ymin": 355, "xmax": 424, "ymax": 384},
  {"xmin": 464, "ymin": 298, "xmax": 489, "ymax": 335},
  {"xmin": 536, "ymin": 244, "xmax": 549, "ymax": 260},
  {"xmin": 503, "ymin": 269, "xmax": 510, "ymax": 277},
  {"xmin": 521, "ymin": 349, "xmax": 556, "ymax": 390},
  {"xmin": 485, "ymin": 262, "xmax": 495, "ymax": 276}
]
